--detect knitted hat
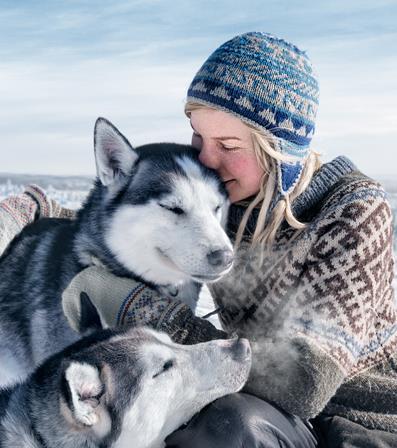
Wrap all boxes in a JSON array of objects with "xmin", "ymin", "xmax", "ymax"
[{"xmin": 187, "ymin": 32, "xmax": 319, "ymax": 196}]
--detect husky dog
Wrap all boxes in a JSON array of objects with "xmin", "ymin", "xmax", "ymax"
[
  {"xmin": 0, "ymin": 118, "xmax": 233, "ymax": 387},
  {"xmin": 0, "ymin": 327, "xmax": 251, "ymax": 448}
]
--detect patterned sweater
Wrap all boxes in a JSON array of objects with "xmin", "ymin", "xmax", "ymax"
[{"xmin": 208, "ymin": 156, "xmax": 397, "ymax": 432}]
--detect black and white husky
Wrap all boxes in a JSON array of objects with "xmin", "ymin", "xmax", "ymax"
[
  {"xmin": 0, "ymin": 118, "xmax": 233, "ymax": 387},
  {"xmin": 0, "ymin": 327, "xmax": 251, "ymax": 448}
]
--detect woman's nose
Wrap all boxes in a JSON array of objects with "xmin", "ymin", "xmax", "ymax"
[{"xmin": 198, "ymin": 143, "xmax": 220, "ymax": 170}]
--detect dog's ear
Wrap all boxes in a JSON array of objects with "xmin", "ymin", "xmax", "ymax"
[
  {"xmin": 79, "ymin": 292, "xmax": 105, "ymax": 334},
  {"xmin": 94, "ymin": 117, "xmax": 138, "ymax": 187},
  {"xmin": 61, "ymin": 361, "xmax": 111, "ymax": 432}
]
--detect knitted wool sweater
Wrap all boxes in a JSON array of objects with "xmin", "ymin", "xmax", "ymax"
[{"xmin": 207, "ymin": 156, "xmax": 397, "ymax": 432}]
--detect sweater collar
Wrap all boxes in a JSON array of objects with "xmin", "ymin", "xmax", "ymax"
[
  {"xmin": 227, "ymin": 156, "xmax": 357, "ymax": 237},
  {"xmin": 291, "ymin": 155, "xmax": 356, "ymax": 218}
]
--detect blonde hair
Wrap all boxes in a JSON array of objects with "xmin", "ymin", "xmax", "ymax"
[{"xmin": 185, "ymin": 102, "xmax": 322, "ymax": 248}]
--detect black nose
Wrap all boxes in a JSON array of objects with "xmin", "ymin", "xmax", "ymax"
[
  {"xmin": 229, "ymin": 338, "xmax": 251, "ymax": 362},
  {"xmin": 206, "ymin": 249, "xmax": 233, "ymax": 268}
]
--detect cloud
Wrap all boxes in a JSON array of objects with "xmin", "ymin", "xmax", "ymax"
[
  {"xmin": 0, "ymin": 55, "xmax": 197, "ymax": 175},
  {"xmin": 0, "ymin": 0, "xmax": 395, "ymax": 176}
]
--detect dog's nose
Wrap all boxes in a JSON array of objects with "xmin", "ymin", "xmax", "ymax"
[{"xmin": 206, "ymin": 249, "xmax": 233, "ymax": 268}]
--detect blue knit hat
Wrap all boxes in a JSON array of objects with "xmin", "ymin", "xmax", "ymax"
[{"xmin": 187, "ymin": 32, "xmax": 319, "ymax": 196}]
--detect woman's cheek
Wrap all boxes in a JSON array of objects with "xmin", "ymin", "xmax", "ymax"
[{"xmin": 227, "ymin": 155, "xmax": 250, "ymax": 178}]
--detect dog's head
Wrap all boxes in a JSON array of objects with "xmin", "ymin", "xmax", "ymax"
[
  {"xmin": 87, "ymin": 117, "xmax": 233, "ymax": 286},
  {"xmin": 35, "ymin": 327, "xmax": 251, "ymax": 448}
]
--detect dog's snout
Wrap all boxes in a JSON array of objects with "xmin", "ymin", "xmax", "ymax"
[
  {"xmin": 206, "ymin": 249, "xmax": 233, "ymax": 268},
  {"xmin": 228, "ymin": 338, "xmax": 251, "ymax": 362}
]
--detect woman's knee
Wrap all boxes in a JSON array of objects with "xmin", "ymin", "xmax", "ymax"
[{"xmin": 165, "ymin": 393, "xmax": 318, "ymax": 448}]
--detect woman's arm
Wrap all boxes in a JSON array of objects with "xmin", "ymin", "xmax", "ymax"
[{"xmin": 0, "ymin": 184, "xmax": 75, "ymax": 255}]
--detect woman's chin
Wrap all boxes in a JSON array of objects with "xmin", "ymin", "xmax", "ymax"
[
  {"xmin": 227, "ymin": 182, "xmax": 261, "ymax": 204},
  {"xmin": 227, "ymin": 182, "xmax": 250, "ymax": 204},
  {"xmin": 225, "ymin": 180, "xmax": 239, "ymax": 201}
]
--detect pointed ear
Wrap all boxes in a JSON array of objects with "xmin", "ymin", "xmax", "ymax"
[
  {"xmin": 79, "ymin": 292, "xmax": 106, "ymax": 334},
  {"xmin": 94, "ymin": 117, "xmax": 138, "ymax": 186},
  {"xmin": 62, "ymin": 362, "xmax": 107, "ymax": 428}
]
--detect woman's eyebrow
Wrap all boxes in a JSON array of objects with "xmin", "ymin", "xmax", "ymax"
[
  {"xmin": 215, "ymin": 136, "xmax": 242, "ymax": 141},
  {"xmin": 190, "ymin": 123, "xmax": 241, "ymax": 141}
]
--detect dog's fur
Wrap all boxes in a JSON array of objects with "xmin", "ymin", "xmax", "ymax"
[
  {"xmin": 0, "ymin": 118, "xmax": 233, "ymax": 387},
  {"xmin": 0, "ymin": 327, "xmax": 251, "ymax": 448}
]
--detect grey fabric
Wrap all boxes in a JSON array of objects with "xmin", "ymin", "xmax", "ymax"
[{"xmin": 165, "ymin": 393, "xmax": 319, "ymax": 448}]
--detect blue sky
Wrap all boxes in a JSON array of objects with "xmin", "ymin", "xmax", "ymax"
[{"xmin": 0, "ymin": 0, "xmax": 396, "ymax": 177}]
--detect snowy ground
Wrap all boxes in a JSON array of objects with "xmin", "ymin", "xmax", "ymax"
[{"xmin": 1, "ymin": 174, "xmax": 397, "ymax": 323}]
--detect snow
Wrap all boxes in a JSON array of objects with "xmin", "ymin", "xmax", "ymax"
[
  {"xmin": 1, "ymin": 174, "xmax": 397, "ymax": 325},
  {"xmin": 196, "ymin": 285, "xmax": 221, "ymax": 328}
]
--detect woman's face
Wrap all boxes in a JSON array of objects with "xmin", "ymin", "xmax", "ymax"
[{"xmin": 189, "ymin": 108, "xmax": 264, "ymax": 203}]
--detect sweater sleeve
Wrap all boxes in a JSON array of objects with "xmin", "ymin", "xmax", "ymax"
[
  {"xmin": 243, "ymin": 335, "xmax": 346, "ymax": 419},
  {"xmin": 0, "ymin": 184, "xmax": 75, "ymax": 256},
  {"xmin": 238, "ymin": 187, "xmax": 395, "ymax": 419}
]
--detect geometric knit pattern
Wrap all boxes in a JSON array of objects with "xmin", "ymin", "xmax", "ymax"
[
  {"xmin": 187, "ymin": 32, "xmax": 320, "ymax": 195},
  {"xmin": 209, "ymin": 157, "xmax": 397, "ymax": 431},
  {"xmin": 115, "ymin": 285, "xmax": 226, "ymax": 344},
  {"xmin": 25, "ymin": 184, "xmax": 76, "ymax": 220},
  {"xmin": 116, "ymin": 284, "xmax": 172, "ymax": 327},
  {"xmin": 0, "ymin": 193, "xmax": 38, "ymax": 255}
]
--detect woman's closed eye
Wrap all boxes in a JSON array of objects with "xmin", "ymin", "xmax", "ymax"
[
  {"xmin": 191, "ymin": 130, "xmax": 241, "ymax": 152},
  {"xmin": 218, "ymin": 142, "xmax": 240, "ymax": 152}
]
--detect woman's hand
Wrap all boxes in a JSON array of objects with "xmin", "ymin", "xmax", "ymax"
[{"xmin": 62, "ymin": 265, "xmax": 227, "ymax": 344}]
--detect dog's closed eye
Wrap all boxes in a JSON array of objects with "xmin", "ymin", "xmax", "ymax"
[
  {"xmin": 153, "ymin": 359, "xmax": 175, "ymax": 378},
  {"xmin": 159, "ymin": 203, "xmax": 185, "ymax": 216}
]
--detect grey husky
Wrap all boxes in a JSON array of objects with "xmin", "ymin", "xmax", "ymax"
[
  {"xmin": 0, "ymin": 118, "xmax": 233, "ymax": 387},
  {"xmin": 0, "ymin": 327, "xmax": 251, "ymax": 448}
]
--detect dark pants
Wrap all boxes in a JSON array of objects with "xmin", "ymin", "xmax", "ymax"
[
  {"xmin": 165, "ymin": 393, "xmax": 319, "ymax": 448},
  {"xmin": 314, "ymin": 415, "xmax": 397, "ymax": 448}
]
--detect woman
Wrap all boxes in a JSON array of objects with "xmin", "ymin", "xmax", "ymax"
[{"xmin": 1, "ymin": 33, "xmax": 396, "ymax": 447}]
